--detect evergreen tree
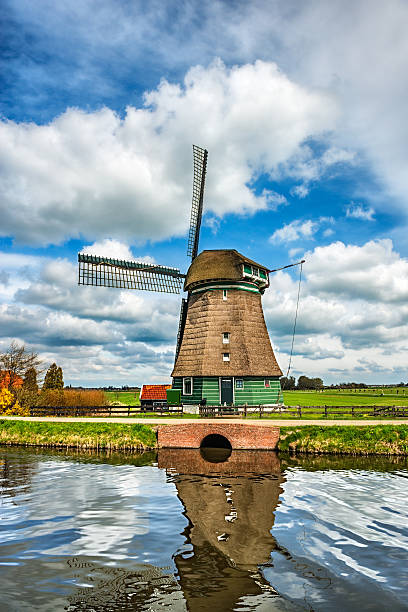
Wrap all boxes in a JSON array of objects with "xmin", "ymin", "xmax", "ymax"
[
  {"xmin": 23, "ymin": 367, "xmax": 38, "ymax": 392},
  {"xmin": 55, "ymin": 367, "xmax": 64, "ymax": 390},
  {"xmin": 43, "ymin": 363, "xmax": 58, "ymax": 389}
]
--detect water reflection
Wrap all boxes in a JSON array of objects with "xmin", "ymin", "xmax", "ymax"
[
  {"xmin": 0, "ymin": 446, "xmax": 407, "ymax": 611},
  {"xmin": 159, "ymin": 448, "xmax": 290, "ymax": 610}
]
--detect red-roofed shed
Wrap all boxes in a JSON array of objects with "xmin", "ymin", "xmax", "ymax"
[{"xmin": 140, "ymin": 384, "xmax": 171, "ymax": 406}]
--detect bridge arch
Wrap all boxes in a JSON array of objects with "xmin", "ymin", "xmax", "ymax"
[
  {"xmin": 200, "ymin": 433, "xmax": 232, "ymax": 449},
  {"xmin": 157, "ymin": 423, "xmax": 280, "ymax": 450}
]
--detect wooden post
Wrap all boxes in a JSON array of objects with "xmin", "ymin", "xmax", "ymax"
[{"xmin": 324, "ymin": 405, "xmax": 328, "ymax": 418}]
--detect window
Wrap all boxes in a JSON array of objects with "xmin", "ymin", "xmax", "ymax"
[
  {"xmin": 223, "ymin": 289, "xmax": 228, "ymax": 301},
  {"xmin": 223, "ymin": 353, "xmax": 230, "ymax": 362},
  {"xmin": 223, "ymin": 332, "xmax": 230, "ymax": 344},
  {"xmin": 183, "ymin": 377, "xmax": 193, "ymax": 395},
  {"xmin": 236, "ymin": 378, "xmax": 243, "ymax": 389},
  {"xmin": 243, "ymin": 264, "xmax": 268, "ymax": 281},
  {"xmin": 264, "ymin": 379, "xmax": 270, "ymax": 388}
]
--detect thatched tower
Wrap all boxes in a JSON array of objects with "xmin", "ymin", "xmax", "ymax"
[{"xmin": 171, "ymin": 249, "xmax": 282, "ymax": 406}]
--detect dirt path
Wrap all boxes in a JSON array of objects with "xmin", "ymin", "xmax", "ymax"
[{"xmin": 1, "ymin": 416, "xmax": 407, "ymax": 426}]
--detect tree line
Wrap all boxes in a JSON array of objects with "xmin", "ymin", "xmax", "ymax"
[
  {"xmin": 0, "ymin": 341, "xmax": 107, "ymax": 413},
  {"xmin": 280, "ymin": 375, "xmax": 324, "ymax": 390},
  {"xmin": 0, "ymin": 341, "xmax": 66, "ymax": 414}
]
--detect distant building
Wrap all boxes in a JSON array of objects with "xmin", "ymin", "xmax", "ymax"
[{"xmin": 140, "ymin": 384, "xmax": 171, "ymax": 407}]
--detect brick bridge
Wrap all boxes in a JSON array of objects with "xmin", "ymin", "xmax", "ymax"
[{"xmin": 157, "ymin": 422, "xmax": 280, "ymax": 450}]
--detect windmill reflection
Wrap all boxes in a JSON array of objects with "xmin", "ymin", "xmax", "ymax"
[
  {"xmin": 66, "ymin": 448, "xmax": 291, "ymax": 611},
  {"xmin": 159, "ymin": 447, "xmax": 286, "ymax": 610}
]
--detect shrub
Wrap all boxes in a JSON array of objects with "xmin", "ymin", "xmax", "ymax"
[
  {"xmin": 39, "ymin": 389, "xmax": 107, "ymax": 407},
  {"xmin": 0, "ymin": 388, "xmax": 29, "ymax": 416}
]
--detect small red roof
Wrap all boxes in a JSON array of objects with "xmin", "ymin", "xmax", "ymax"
[{"xmin": 140, "ymin": 384, "xmax": 171, "ymax": 401}]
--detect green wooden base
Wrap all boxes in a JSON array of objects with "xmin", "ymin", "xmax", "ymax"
[{"xmin": 172, "ymin": 376, "xmax": 282, "ymax": 406}]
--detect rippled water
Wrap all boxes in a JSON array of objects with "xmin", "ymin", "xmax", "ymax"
[{"xmin": 0, "ymin": 447, "xmax": 407, "ymax": 611}]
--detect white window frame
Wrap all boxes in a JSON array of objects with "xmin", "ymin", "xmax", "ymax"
[
  {"xmin": 235, "ymin": 378, "xmax": 243, "ymax": 389},
  {"xmin": 223, "ymin": 332, "xmax": 230, "ymax": 344},
  {"xmin": 183, "ymin": 376, "xmax": 193, "ymax": 395},
  {"xmin": 223, "ymin": 289, "xmax": 228, "ymax": 300},
  {"xmin": 223, "ymin": 353, "xmax": 230, "ymax": 362}
]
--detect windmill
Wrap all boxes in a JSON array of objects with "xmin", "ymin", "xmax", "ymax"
[{"xmin": 78, "ymin": 146, "xmax": 303, "ymax": 406}]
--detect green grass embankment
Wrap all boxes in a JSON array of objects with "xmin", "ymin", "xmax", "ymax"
[
  {"xmin": 0, "ymin": 420, "xmax": 156, "ymax": 451},
  {"xmin": 283, "ymin": 390, "xmax": 408, "ymax": 406},
  {"xmin": 279, "ymin": 425, "xmax": 408, "ymax": 455}
]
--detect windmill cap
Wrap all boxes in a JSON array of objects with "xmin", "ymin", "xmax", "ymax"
[{"xmin": 184, "ymin": 249, "xmax": 269, "ymax": 291}]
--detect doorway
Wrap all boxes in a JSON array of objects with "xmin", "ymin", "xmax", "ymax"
[{"xmin": 220, "ymin": 378, "xmax": 233, "ymax": 405}]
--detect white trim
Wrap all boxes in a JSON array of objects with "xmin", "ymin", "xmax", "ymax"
[
  {"xmin": 191, "ymin": 284, "xmax": 260, "ymax": 295},
  {"xmin": 222, "ymin": 332, "xmax": 230, "ymax": 344},
  {"xmin": 235, "ymin": 378, "xmax": 244, "ymax": 389}
]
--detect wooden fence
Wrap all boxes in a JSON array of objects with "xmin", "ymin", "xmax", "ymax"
[
  {"xmin": 29, "ymin": 405, "xmax": 183, "ymax": 417},
  {"xmin": 199, "ymin": 404, "xmax": 408, "ymax": 418},
  {"xmin": 28, "ymin": 404, "xmax": 408, "ymax": 419}
]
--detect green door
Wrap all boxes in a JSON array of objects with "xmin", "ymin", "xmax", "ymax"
[{"xmin": 220, "ymin": 378, "xmax": 233, "ymax": 405}]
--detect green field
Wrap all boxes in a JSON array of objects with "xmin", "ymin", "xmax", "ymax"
[
  {"xmin": 105, "ymin": 391, "xmax": 140, "ymax": 405},
  {"xmin": 283, "ymin": 389, "xmax": 408, "ymax": 407}
]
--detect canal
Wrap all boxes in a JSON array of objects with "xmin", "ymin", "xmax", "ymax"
[{"xmin": 0, "ymin": 446, "xmax": 407, "ymax": 611}]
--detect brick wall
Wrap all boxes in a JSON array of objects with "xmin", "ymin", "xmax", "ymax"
[
  {"xmin": 157, "ymin": 422, "xmax": 279, "ymax": 450},
  {"xmin": 158, "ymin": 447, "xmax": 281, "ymax": 474}
]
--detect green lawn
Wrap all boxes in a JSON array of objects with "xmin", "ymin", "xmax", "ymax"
[
  {"xmin": 283, "ymin": 390, "xmax": 408, "ymax": 407},
  {"xmin": 105, "ymin": 391, "xmax": 140, "ymax": 406}
]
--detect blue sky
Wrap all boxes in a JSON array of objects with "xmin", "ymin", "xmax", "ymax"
[{"xmin": 1, "ymin": 0, "xmax": 408, "ymax": 386}]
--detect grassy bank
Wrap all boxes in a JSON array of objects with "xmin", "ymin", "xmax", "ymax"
[
  {"xmin": 279, "ymin": 425, "xmax": 408, "ymax": 455},
  {"xmin": 283, "ymin": 390, "xmax": 408, "ymax": 406},
  {"xmin": 0, "ymin": 420, "xmax": 156, "ymax": 451}
]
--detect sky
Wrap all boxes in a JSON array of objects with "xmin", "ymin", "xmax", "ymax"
[{"xmin": 1, "ymin": 0, "xmax": 408, "ymax": 386}]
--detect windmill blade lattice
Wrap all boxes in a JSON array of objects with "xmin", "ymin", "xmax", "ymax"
[
  {"xmin": 187, "ymin": 145, "xmax": 208, "ymax": 260},
  {"xmin": 78, "ymin": 254, "xmax": 185, "ymax": 294}
]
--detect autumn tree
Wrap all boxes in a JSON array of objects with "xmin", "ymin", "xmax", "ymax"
[{"xmin": 0, "ymin": 341, "xmax": 42, "ymax": 391}]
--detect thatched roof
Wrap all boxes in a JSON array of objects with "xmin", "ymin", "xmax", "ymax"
[
  {"xmin": 172, "ymin": 289, "xmax": 282, "ymax": 377},
  {"xmin": 184, "ymin": 250, "xmax": 269, "ymax": 291}
]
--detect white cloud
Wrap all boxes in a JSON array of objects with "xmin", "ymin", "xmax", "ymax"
[
  {"xmin": 1, "ymin": 238, "xmax": 408, "ymax": 384},
  {"xmin": 270, "ymin": 220, "xmax": 317, "ymax": 244},
  {"xmin": 290, "ymin": 185, "xmax": 309, "ymax": 199},
  {"xmin": 0, "ymin": 60, "xmax": 337, "ymax": 246},
  {"xmin": 265, "ymin": 238, "xmax": 408, "ymax": 383},
  {"xmin": 346, "ymin": 203, "xmax": 375, "ymax": 221}
]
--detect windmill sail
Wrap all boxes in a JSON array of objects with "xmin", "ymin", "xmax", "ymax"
[
  {"xmin": 187, "ymin": 145, "xmax": 208, "ymax": 260},
  {"xmin": 78, "ymin": 254, "xmax": 185, "ymax": 293}
]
